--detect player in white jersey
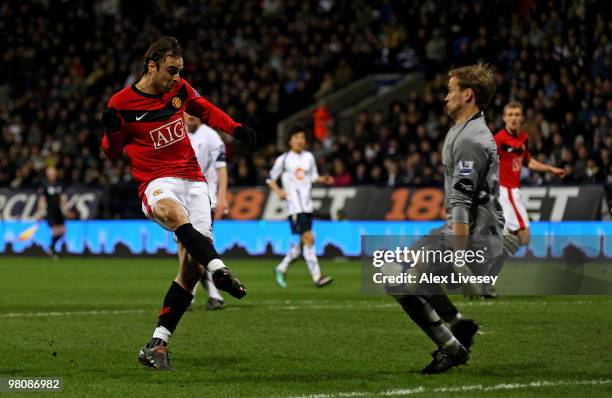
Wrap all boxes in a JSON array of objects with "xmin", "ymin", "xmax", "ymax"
[
  {"xmin": 267, "ymin": 126, "xmax": 334, "ymax": 288},
  {"xmin": 184, "ymin": 113, "xmax": 228, "ymax": 310}
]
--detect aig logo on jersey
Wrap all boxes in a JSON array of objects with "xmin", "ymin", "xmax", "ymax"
[
  {"xmin": 150, "ymin": 118, "xmax": 186, "ymax": 149},
  {"xmin": 295, "ymin": 167, "xmax": 305, "ymax": 181}
]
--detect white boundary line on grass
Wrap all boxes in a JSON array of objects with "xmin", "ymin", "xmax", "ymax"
[
  {"xmin": 0, "ymin": 309, "xmax": 149, "ymax": 318},
  {"xmin": 271, "ymin": 299, "xmax": 612, "ymax": 311},
  {"xmin": 276, "ymin": 379, "xmax": 611, "ymax": 398},
  {"xmin": 1, "ymin": 299, "xmax": 610, "ymax": 318}
]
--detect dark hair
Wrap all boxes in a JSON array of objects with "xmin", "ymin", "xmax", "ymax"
[
  {"xmin": 288, "ymin": 125, "xmax": 307, "ymax": 141},
  {"xmin": 448, "ymin": 63, "xmax": 496, "ymax": 110},
  {"xmin": 142, "ymin": 36, "xmax": 183, "ymax": 75}
]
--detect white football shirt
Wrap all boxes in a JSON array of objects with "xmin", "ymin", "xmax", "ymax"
[
  {"xmin": 269, "ymin": 150, "xmax": 319, "ymax": 215},
  {"xmin": 188, "ymin": 124, "xmax": 226, "ymax": 209}
]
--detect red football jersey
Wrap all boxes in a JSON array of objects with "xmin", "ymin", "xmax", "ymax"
[
  {"xmin": 101, "ymin": 79, "xmax": 240, "ymax": 199},
  {"xmin": 494, "ymin": 129, "xmax": 531, "ymax": 188}
]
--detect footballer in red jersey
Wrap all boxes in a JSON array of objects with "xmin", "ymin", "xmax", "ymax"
[
  {"xmin": 495, "ymin": 102, "xmax": 565, "ymax": 245},
  {"xmin": 101, "ymin": 37, "xmax": 259, "ymax": 370}
]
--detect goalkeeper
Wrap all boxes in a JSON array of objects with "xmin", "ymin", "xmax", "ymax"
[{"xmin": 389, "ymin": 64, "xmax": 508, "ymax": 374}]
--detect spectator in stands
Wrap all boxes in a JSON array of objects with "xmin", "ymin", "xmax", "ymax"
[{"xmin": 331, "ymin": 159, "xmax": 352, "ymax": 187}]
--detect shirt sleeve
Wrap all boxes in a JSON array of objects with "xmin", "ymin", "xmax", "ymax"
[
  {"xmin": 523, "ymin": 135, "xmax": 531, "ymax": 165},
  {"xmin": 493, "ymin": 131, "xmax": 503, "ymax": 151},
  {"xmin": 449, "ymin": 136, "xmax": 488, "ymax": 224},
  {"xmin": 212, "ymin": 134, "xmax": 227, "ymax": 169},
  {"xmin": 309, "ymin": 153, "xmax": 320, "ymax": 182},
  {"xmin": 183, "ymin": 81, "xmax": 240, "ymax": 134},
  {"xmin": 101, "ymin": 98, "xmax": 125, "ymax": 161},
  {"xmin": 268, "ymin": 155, "xmax": 285, "ymax": 182}
]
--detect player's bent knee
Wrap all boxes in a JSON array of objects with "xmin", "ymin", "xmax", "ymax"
[
  {"xmin": 301, "ymin": 231, "xmax": 314, "ymax": 246},
  {"xmin": 153, "ymin": 200, "xmax": 189, "ymax": 230}
]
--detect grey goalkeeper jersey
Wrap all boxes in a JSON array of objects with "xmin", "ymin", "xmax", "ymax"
[{"xmin": 441, "ymin": 111, "xmax": 504, "ymax": 254}]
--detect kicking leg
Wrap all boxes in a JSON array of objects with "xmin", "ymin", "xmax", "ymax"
[{"xmin": 154, "ymin": 198, "xmax": 246, "ymax": 298}]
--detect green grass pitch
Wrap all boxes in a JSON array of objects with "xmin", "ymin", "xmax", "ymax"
[{"xmin": 1, "ymin": 257, "xmax": 611, "ymax": 397}]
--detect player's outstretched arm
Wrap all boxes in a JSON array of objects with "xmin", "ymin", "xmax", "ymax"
[
  {"xmin": 527, "ymin": 158, "xmax": 566, "ymax": 177},
  {"xmin": 186, "ymin": 96, "xmax": 259, "ymax": 145},
  {"xmin": 314, "ymin": 175, "xmax": 334, "ymax": 185}
]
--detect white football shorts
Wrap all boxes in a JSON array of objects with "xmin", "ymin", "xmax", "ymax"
[
  {"xmin": 499, "ymin": 186, "xmax": 530, "ymax": 231},
  {"xmin": 141, "ymin": 177, "xmax": 212, "ymax": 237}
]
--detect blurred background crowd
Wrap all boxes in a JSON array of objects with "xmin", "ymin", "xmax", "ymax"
[{"xmin": 0, "ymin": 0, "xmax": 609, "ymax": 218}]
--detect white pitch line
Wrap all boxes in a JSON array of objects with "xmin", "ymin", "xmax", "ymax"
[
  {"xmin": 258, "ymin": 299, "xmax": 612, "ymax": 311},
  {"xmin": 1, "ymin": 299, "xmax": 610, "ymax": 318},
  {"xmin": 278, "ymin": 379, "xmax": 611, "ymax": 398},
  {"xmin": 0, "ymin": 309, "xmax": 149, "ymax": 318}
]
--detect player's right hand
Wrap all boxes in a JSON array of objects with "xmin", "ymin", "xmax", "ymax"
[
  {"xmin": 102, "ymin": 107, "xmax": 122, "ymax": 133},
  {"xmin": 217, "ymin": 195, "xmax": 229, "ymax": 215},
  {"xmin": 277, "ymin": 190, "xmax": 287, "ymax": 200},
  {"xmin": 551, "ymin": 166, "xmax": 567, "ymax": 178}
]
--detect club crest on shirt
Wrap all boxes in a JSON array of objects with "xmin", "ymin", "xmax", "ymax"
[
  {"xmin": 295, "ymin": 167, "xmax": 305, "ymax": 181},
  {"xmin": 172, "ymin": 96, "xmax": 182, "ymax": 108},
  {"xmin": 457, "ymin": 160, "xmax": 475, "ymax": 176}
]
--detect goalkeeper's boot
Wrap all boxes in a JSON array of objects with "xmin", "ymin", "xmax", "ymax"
[
  {"xmin": 138, "ymin": 343, "xmax": 173, "ymax": 370},
  {"xmin": 481, "ymin": 284, "xmax": 498, "ymax": 299},
  {"xmin": 273, "ymin": 268, "xmax": 287, "ymax": 288},
  {"xmin": 451, "ymin": 319, "xmax": 480, "ymax": 352},
  {"xmin": 421, "ymin": 345, "xmax": 469, "ymax": 374},
  {"xmin": 212, "ymin": 267, "xmax": 246, "ymax": 299}
]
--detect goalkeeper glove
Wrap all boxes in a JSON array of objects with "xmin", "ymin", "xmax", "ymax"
[{"xmin": 503, "ymin": 232, "xmax": 521, "ymax": 256}]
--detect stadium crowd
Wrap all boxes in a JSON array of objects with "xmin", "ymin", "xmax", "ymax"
[{"xmin": 0, "ymin": 0, "xmax": 609, "ymax": 218}]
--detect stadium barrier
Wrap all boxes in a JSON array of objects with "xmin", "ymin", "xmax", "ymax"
[
  {"xmin": 1, "ymin": 220, "xmax": 611, "ymax": 258},
  {"xmin": 0, "ymin": 186, "xmax": 606, "ymax": 221}
]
